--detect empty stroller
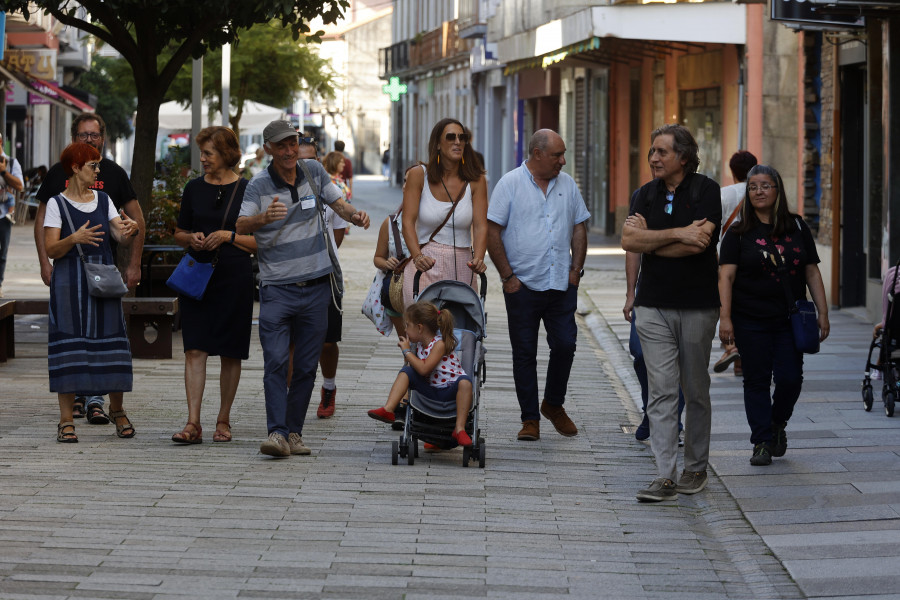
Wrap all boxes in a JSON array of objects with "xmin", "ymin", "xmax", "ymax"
[
  {"xmin": 392, "ymin": 272, "xmax": 487, "ymax": 467},
  {"xmin": 862, "ymin": 260, "xmax": 900, "ymax": 416}
]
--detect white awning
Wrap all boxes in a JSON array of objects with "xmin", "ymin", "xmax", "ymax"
[{"xmin": 497, "ymin": 3, "xmax": 747, "ymax": 65}]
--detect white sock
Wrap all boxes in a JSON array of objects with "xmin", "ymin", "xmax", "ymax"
[{"xmin": 323, "ymin": 378, "xmax": 336, "ymax": 390}]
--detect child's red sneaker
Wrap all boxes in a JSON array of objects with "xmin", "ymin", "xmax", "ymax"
[
  {"xmin": 367, "ymin": 407, "xmax": 395, "ymax": 424},
  {"xmin": 451, "ymin": 429, "xmax": 472, "ymax": 447}
]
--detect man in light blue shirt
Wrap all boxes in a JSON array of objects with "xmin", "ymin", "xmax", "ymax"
[{"xmin": 487, "ymin": 129, "xmax": 590, "ymax": 441}]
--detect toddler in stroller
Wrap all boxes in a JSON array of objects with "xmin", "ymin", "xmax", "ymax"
[
  {"xmin": 368, "ymin": 300, "xmax": 474, "ymax": 447},
  {"xmin": 863, "ymin": 261, "xmax": 900, "ymax": 416}
]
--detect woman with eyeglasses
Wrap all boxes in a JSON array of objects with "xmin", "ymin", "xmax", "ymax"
[
  {"xmin": 399, "ymin": 118, "xmax": 488, "ymax": 309},
  {"xmin": 171, "ymin": 126, "xmax": 257, "ymax": 444},
  {"xmin": 718, "ymin": 164, "xmax": 829, "ymax": 466},
  {"xmin": 43, "ymin": 143, "xmax": 140, "ymax": 442}
]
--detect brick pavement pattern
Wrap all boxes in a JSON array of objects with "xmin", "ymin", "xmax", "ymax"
[{"xmin": 0, "ymin": 177, "xmax": 801, "ymax": 599}]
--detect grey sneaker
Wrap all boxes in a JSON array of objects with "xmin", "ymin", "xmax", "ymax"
[
  {"xmin": 259, "ymin": 432, "xmax": 290, "ymax": 457},
  {"xmin": 288, "ymin": 432, "xmax": 311, "ymax": 455},
  {"xmin": 675, "ymin": 470, "xmax": 708, "ymax": 494},
  {"xmin": 750, "ymin": 442, "xmax": 772, "ymax": 466},
  {"xmin": 636, "ymin": 478, "xmax": 677, "ymax": 502}
]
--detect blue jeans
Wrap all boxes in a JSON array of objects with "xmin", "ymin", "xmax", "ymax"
[
  {"xmin": 630, "ymin": 317, "xmax": 685, "ymax": 419},
  {"xmin": 503, "ymin": 283, "xmax": 578, "ymax": 422},
  {"xmin": 258, "ymin": 282, "xmax": 330, "ymax": 437},
  {"xmin": 401, "ymin": 365, "xmax": 472, "ymax": 404},
  {"xmin": 733, "ymin": 315, "xmax": 804, "ymax": 445}
]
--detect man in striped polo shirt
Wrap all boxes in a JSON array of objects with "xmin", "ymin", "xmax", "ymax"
[{"xmin": 237, "ymin": 120, "xmax": 369, "ymax": 458}]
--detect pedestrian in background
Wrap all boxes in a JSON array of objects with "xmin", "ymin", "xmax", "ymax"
[
  {"xmin": 0, "ymin": 132, "xmax": 24, "ymax": 298},
  {"xmin": 170, "ymin": 127, "xmax": 256, "ymax": 444},
  {"xmin": 718, "ymin": 164, "xmax": 829, "ymax": 466},
  {"xmin": 622, "ymin": 124, "xmax": 720, "ymax": 502},
  {"xmin": 237, "ymin": 120, "xmax": 368, "ymax": 458},
  {"xmin": 43, "ymin": 143, "xmax": 139, "ymax": 442},
  {"xmin": 401, "ymin": 118, "xmax": 488, "ymax": 309},
  {"xmin": 487, "ymin": 129, "xmax": 589, "ymax": 442},
  {"xmin": 333, "ymin": 140, "xmax": 353, "ymax": 197},
  {"xmin": 713, "ymin": 150, "xmax": 758, "ymax": 376}
]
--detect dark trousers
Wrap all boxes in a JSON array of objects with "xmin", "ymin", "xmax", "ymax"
[
  {"xmin": 629, "ymin": 317, "xmax": 685, "ymax": 419},
  {"xmin": 0, "ymin": 216, "xmax": 10, "ymax": 288},
  {"xmin": 504, "ymin": 283, "xmax": 578, "ymax": 422},
  {"xmin": 733, "ymin": 315, "xmax": 804, "ymax": 445}
]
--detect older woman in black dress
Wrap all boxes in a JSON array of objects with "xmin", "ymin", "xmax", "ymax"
[{"xmin": 171, "ymin": 127, "xmax": 257, "ymax": 444}]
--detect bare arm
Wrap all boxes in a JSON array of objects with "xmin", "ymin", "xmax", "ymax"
[
  {"xmin": 624, "ymin": 251, "xmax": 640, "ymax": 322},
  {"xmin": 119, "ymin": 199, "xmax": 144, "ymax": 288},
  {"xmin": 569, "ymin": 222, "xmax": 587, "ymax": 285},
  {"xmin": 805, "ymin": 263, "xmax": 830, "ymax": 341},
  {"xmin": 718, "ymin": 264, "xmax": 737, "ymax": 344},
  {"xmin": 468, "ymin": 176, "xmax": 488, "ymax": 273},
  {"xmin": 330, "ymin": 197, "xmax": 369, "ymax": 229},
  {"xmin": 44, "ymin": 222, "xmax": 104, "ymax": 260},
  {"xmin": 621, "ymin": 215, "xmax": 712, "ymax": 254},
  {"xmin": 487, "ymin": 220, "xmax": 520, "ymax": 294},
  {"xmin": 398, "ymin": 337, "xmax": 447, "ymax": 377},
  {"xmin": 654, "ymin": 220, "xmax": 716, "ymax": 257},
  {"xmin": 373, "ymin": 219, "xmax": 400, "ymax": 272},
  {"xmin": 0, "ymin": 157, "xmax": 23, "ymax": 192},
  {"xmin": 109, "ymin": 210, "xmax": 139, "ymax": 245},
  {"xmin": 34, "ymin": 202, "xmax": 53, "ymax": 285},
  {"xmin": 236, "ymin": 196, "xmax": 287, "ymax": 235}
]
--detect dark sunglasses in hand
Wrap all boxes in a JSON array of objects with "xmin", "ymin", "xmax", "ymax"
[
  {"xmin": 445, "ymin": 132, "xmax": 469, "ymax": 143},
  {"xmin": 215, "ymin": 186, "xmax": 225, "ymax": 209}
]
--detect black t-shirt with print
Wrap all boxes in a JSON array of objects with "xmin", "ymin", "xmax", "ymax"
[
  {"xmin": 719, "ymin": 217, "xmax": 820, "ymax": 322},
  {"xmin": 37, "ymin": 158, "xmax": 137, "ymax": 256},
  {"xmin": 629, "ymin": 173, "xmax": 722, "ymax": 309}
]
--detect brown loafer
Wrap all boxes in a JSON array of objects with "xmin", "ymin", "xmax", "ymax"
[
  {"xmin": 540, "ymin": 400, "xmax": 578, "ymax": 437},
  {"xmin": 517, "ymin": 419, "xmax": 540, "ymax": 441}
]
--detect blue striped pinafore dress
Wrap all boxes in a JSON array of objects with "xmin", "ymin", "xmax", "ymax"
[{"xmin": 48, "ymin": 192, "xmax": 132, "ymax": 394}]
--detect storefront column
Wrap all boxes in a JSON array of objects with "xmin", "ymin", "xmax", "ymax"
[
  {"xmin": 610, "ymin": 62, "xmax": 631, "ymax": 229},
  {"xmin": 746, "ymin": 3, "xmax": 764, "ymax": 160}
]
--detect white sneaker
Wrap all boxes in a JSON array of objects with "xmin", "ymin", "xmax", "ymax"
[
  {"xmin": 288, "ymin": 432, "xmax": 311, "ymax": 455},
  {"xmin": 259, "ymin": 432, "xmax": 290, "ymax": 457}
]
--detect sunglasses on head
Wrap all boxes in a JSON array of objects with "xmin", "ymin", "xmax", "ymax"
[
  {"xmin": 299, "ymin": 137, "xmax": 317, "ymax": 146},
  {"xmin": 445, "ymin": 132, "xmax": 469, "ymax": 143},
  {"xmin": 664, "ymin": 191, "xmax": 674, "ymax": 215}
]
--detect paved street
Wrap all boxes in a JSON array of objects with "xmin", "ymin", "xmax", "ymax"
[{"xmin": 0, "ymin": 175, "xmax": 897, "ymax": 598}]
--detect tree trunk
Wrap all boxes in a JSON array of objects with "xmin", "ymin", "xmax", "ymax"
[{"xmin": 131, "ymin": 94, "xmax": 164, "ymax": 216}]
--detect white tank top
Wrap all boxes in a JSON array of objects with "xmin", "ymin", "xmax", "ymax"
[{"xmin": 415, "ymin": 165, "xmax": 473, "ymax": 247}]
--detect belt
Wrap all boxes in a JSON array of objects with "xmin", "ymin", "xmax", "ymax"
[{"xmin": 293, "ymin": 274, "xmax": 330, "ymax": 288}]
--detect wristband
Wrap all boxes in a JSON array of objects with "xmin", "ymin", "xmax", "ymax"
[
  {"xmin": 501, "ymin": 273, "xmax": 515, "ymax": 284},
  {"xmin": 402, "ymin": 348, "xmax": 412, "ymax": 356},
  {"xmin": 230, "ymin": 231, "xmax": 236, "ymax": 244}
]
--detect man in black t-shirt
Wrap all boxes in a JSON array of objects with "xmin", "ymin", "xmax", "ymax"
[
  {"xmin": 34, "ymin": 113, "xmax": 145, "ymax": 423},
  {"xmin": 621, "ymin": 124, "xmax": 721, "ymax": 503}
]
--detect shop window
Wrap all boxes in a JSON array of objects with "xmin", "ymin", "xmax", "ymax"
[{"xmin": 679, "ymin": 87, "xmax": 722, "ymax": 183}]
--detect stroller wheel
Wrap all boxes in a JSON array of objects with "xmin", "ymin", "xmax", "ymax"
[
  {"xmin": 478, "ymin": 438, "xmax": 486, "ymax": 468},
  {"xmin": 885, "ymin": 390, "xmax": 896, "ymax": 417},
  {"xmin": 391, "ymin": 441, "xmax": 399, "ymax": 465},
  {"xmin": 462, "ymin": 445, "xmax": 471, "ymax": 467},
  {"xmin": 863, "ymin": 385, "xmax": 874, "ymax": 411},
  {"xmin": 407, "ymin": 438, "xmax": 416, "ymax": 465}
]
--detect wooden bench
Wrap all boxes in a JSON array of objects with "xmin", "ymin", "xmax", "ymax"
[{"xmin": 0, "ymin": 297, "xmax": 179, "ymax": 362}]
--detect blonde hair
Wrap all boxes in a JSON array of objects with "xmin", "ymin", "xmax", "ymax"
[{"xmin": 404, "ymin": 301, "xmax": 457, "ymax": 354}]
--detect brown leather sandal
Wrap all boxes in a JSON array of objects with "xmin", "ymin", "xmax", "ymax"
[
  {"xmin": 109, "ymin": 410, "xmax": 136, "ymax": 439},
  {"xmin": 213, "ymin": 421, "xmax": 232, "ymax": 443},
  {"xmin": 172, "ymin": 421, "xmax": 201, "ymax": 444},
  {"xmin": 57, "ymin": 421, "xmax": 78, "ymax": 443}
]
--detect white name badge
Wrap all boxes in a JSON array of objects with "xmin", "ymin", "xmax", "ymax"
[{"xmin": 300, "ymin": 195, "xmax": 316, "ymax": 210}]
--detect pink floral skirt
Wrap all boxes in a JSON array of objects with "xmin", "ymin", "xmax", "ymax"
[{"xmin": 401, "ymin": 241, "xmax": 476, "ymax": 309}]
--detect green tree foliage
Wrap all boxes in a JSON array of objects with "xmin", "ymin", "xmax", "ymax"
[
  {"xmin": 0, "ymin": 0, "xmax": 348, "ymax": 212},
  {"xmin": 166, "ymin": 21, "xmax": 338, "ymax": 136},
  {"xmin": 77, "ymin": 55, "xmax": 136, "ymax": 143}
]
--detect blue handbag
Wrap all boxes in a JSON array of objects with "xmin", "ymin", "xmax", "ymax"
[
  {"xmin": 166, "ymin": 179, "xmax": 240, "ymax": 301},
  {"xmin": 166, "ymin": 254, "xmax": 216, "ymax": 300}
]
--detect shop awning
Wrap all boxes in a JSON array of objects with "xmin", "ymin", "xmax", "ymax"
[{"xmin": 0, "ymin": 64, "xmax": 95, "ymax": 113}]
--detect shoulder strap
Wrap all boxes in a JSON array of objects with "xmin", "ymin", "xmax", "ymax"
[
  {"xmin": 428, "ymin": 177, "xmax": 467, "ymax": 243},
  {"xmin": 57, "ymin": 195, "xmax": 87, "ymax": 263},
  {"xmin": 219, "ymin": 179, "xmax": 241, "ymax": 230},
  {"xmin": 389, "ymin": 213, "xmax": 405, "ymax": 260},
  {"xmin": 297, "ymin": 158, "xmax": 344, "ymax": 301},
  {"xmin": 722, "ymin": 200, "xmax": 743, "ymax": 237}
]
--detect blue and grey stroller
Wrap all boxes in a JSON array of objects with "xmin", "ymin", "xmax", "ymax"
[
  {"xmin": 392, "ymin": 272, "xmax": 487, "ymax": 467},
  {"xmin": 863, "ymin": 259, "xmax": 900, "ymax": 416}
]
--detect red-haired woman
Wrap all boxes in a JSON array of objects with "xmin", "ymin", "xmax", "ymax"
[
  {"xmin": 400, "ymin": 118, "xmax": 488, "ymax": 308},
  {"xmin": 43, "ymin": 142, "xmax": 140, "ymax": 443}
]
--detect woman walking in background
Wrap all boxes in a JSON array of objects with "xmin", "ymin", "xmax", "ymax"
[{"xmin": 718, "ymin": 164, "xmax": 829, "ymax": 465}]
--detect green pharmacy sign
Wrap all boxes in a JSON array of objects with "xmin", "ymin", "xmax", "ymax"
[{"xmin": 382, "ymin": 77, "xmax": 408, "ymax": 102}]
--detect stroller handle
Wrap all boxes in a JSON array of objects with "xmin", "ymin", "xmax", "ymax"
[{"xmin": 413, "ymin": 270, "xmax": 488, "ymax": 302}]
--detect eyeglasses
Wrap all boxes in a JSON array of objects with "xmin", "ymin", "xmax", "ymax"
[
  {"xmin": 748, "ymin": 183, "xmax": 778, "ymax": 193},
  {"xmin": 76, "ymin": 132, "xmax": 102, "ymax": 141},
  {"xmin": 664, "ymin": 191, "xmax": 674, "ymax": 215},
  {"xmin": 86, "ymin": 162, "xmax": 101, "ymax": 171},
  {"xmin": 445, "ymin": 132, "xmax": 469, "ymax": 143}
]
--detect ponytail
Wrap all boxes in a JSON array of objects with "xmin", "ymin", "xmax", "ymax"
[{"xmin": 404, "ymin": 300, "xmax": 457, "ymax": 353}]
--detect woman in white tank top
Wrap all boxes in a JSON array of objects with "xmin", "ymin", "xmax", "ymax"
[{"xmin": 400, "ymin": 118, "xmax": 488, "ymax": 308}]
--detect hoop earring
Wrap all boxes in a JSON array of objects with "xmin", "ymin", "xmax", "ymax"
[
  {"xmin": 461, "ymin": 156, "xmax": 465, "ymax": 165},
  {"xmin": 437, "ymin": 155, "xmax": 440, "ymax": 165}
]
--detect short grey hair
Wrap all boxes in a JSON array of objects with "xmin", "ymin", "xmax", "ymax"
[{"xmin": 528, "ymin": 129, "xmax": 555, "ymax": 156}]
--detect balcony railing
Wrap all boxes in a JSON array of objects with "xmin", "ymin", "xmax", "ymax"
[
  {"xmin": 409, "ymin": 21, "xmax": 474, "ymax": 69},
  {"xmin": 379, "ymin": 41, "xmax": 409, "ymax": 79}
]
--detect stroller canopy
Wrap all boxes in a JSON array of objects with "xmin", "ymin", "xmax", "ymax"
[{"xmin": 415, "ymin": 279, "xmax": 486, "ymax": 339}]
